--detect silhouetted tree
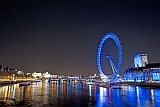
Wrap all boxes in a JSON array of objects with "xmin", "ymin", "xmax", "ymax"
[
  {"xmin": 0, "ymin": 65, "xmax": 2, "ymax": 71},
  {"xmin": 6, "ymin": 66, "xmax": 9, "ymax": 71}
]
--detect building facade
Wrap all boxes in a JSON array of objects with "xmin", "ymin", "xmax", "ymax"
[
  {"xmin": 124, "ymin": 63, "xmax": 160, "ymax": 82},
  {"xmin": 134, "ymin": 53, "xmax": 148, "ymax": 67},
  {"xmin": 124, "ymin": 53, "xmax": 160, "ymax": 82}
]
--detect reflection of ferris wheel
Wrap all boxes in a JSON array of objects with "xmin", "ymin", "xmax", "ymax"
[{"xmin": 97, "ymin": 32, "xmax": 123, "ymax": 76}]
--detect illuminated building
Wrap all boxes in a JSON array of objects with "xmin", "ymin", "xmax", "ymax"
[
  {"xmin": 17, "ymin": 70, "xmax": 24, "ymax": 75},
  {"xmin": 124, "ymin": 53, "xmax": 160, "ymax": 82},
  {"xmin": 42, "ymin": 72, "xmax": 50, "ymax": 78},
  {"xmin": 32, "ymin": 72, "xmax": 42, "ymax": 78},
  {"xmin": 50, "ymin": 74, "xmax": 58, "ymax": 78},
  {"xmin": 134, "ymin": 53, "xmax": 148, "ymax": 67},
  {"xmin": 124, "ymin": 63, "xmax": 160, "ymax": 82}
]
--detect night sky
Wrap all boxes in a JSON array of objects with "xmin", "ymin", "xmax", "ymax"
[{"xmin": 0, "ymin": 0, "xmax": 160, "ymax": 76}]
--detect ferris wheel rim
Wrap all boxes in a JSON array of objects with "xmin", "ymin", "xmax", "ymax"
[{"xmin": 97, "ymin": 32, "xmax": 123, "ymax": 76}]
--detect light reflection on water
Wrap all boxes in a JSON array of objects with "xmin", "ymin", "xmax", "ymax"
[{"xmin": 0, "ymin": 81, "xmax": 160, "ymax": 107}]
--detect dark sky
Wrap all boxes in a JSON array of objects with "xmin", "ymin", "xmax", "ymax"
[{"xmin": 0, "ymin": 0, "xmax": 160, "ymax": 76}]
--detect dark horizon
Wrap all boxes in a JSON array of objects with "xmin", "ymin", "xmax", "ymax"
[{"xmin": 0, "ymin": 0, "xmax": 160, "ymax": 75}]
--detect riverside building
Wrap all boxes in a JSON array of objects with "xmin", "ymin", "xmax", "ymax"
[{"xmin": 124, "ymin": 53, "xmax": 160, "ymax": 82}]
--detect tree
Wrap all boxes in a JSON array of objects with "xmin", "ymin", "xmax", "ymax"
[{"xmin": 0, "ymin": 65, "xmax": 2, "ymax": 71}]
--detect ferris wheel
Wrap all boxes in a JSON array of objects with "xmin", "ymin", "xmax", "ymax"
[{"xmin": 97, "ymin": 32, "xmax": 123, "ymax": 77}]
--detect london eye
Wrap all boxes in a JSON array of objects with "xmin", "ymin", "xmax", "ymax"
[{"xmin": 97, "ymin": 32, "xmax": 123, "ymax": 77}]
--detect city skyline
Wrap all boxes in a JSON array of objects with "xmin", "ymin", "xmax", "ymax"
[{"xmin": 0, "ymin": 0, "xmax": 160, "ymax": 75}]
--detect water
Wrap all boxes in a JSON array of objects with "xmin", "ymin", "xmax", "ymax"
[{"xmin": 0, "ymin": 81, "xmax": 160, "ymax": 107}]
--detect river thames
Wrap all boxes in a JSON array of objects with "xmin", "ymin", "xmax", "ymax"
[{"xmin": 0, "ymin": 81, "xmax": 160, "ymax": 107}]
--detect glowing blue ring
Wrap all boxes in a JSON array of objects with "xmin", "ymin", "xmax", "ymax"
[{"xmin": 97, "ymin": 32, "xmax": 123, "ymax": 76}]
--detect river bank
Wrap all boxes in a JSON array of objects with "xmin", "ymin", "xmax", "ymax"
[
  {"xmin": 120, "ymin": 81, "xmax": 160, "ymax": 88},
  {"xmin": 0, "ymin": 80, "xmax": 32, "ymax": 86}
]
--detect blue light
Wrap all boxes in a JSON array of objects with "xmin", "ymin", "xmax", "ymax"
[{"xmin": 96, "ymin": 32, "xmax": 123, "ymax": 75}]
